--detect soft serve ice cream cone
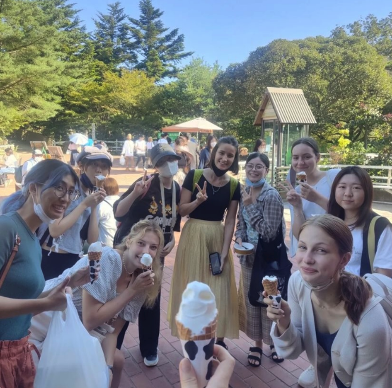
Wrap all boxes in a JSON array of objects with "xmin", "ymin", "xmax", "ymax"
[
  {"xmin": 296, "ymin": 171, "xmax": 307, "ymax": 183},
  {"xmin": 88, "ymin": 241, "xmax": 102, "ymax": 283},
  {"xmin": 140, "ymin": 253, "xmax": 153, "ymax": 271},
  {"xmin": 262, "ymin": 275, "xmax": 281, "ymax": 309},
  {"xmin": 176, "ymin": 281, "xmax": 218, "ymax": 388},
  {"xmin": 95, "ymin": 175, "xmax": 106, "ymax": 189}
]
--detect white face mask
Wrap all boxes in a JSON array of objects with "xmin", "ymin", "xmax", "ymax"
[
  {"xmin": 158, "ymin": 161, "xmax": 178, "ymax": 177},
  {"xmin": 32, "ymin": 191, "xmax": 55, "ymax": 224},
  {"xmin": 211, "ymin": 142, "xmax": 217, "ymax": 148}
]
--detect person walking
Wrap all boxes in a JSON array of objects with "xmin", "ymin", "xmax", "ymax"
[
  {"xmin": 121, "ymin": 134, "xmax": 135, "ymax": 171},
  {"xmin": 135, "ymin": 135, "xmax": 147, "ymax": 171},
  {"xmin": 198, "ymin": 135, "xmax": 217, "ymax": 169}
]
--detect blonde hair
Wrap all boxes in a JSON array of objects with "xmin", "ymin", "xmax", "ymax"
[{"xmin": 115, "ymin": 220, "xmax": 164, "ymax": 307}]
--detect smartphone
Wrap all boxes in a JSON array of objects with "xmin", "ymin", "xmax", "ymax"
[{"xmin": 209, "ymin": 252, "xmax": 222, "ymax": 276}]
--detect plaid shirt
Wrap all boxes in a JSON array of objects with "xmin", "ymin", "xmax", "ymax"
[{"xmin": 235, "ymin": 181, "xmax": 284, "ymax": 243}]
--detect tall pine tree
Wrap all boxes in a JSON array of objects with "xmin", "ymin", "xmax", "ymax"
[
  {"xmin": 92, "ymin": 2, "xmax": 137, "ymax": 70},
  {"xmin": 129, "ymin": 0, "xmax": 193, "ymax": 79}
]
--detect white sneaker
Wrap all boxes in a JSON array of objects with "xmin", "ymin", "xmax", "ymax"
[{"xmin": 298, "ymin": 365, "xmax": 316, "ymax": 388}]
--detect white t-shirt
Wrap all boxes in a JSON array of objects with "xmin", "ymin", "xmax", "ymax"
[
  {"xmin": 22, "ymin": 158, "xmax": 39, "ymax": 185},
  {"xmin": 97, "ymin": 195, "xmax": 120, "ymax": 247},
  {"xmin": 289, "ymin": 169, "xmax": 340, "ymax": 257},
  {"xmin": 157, "ymin": 138, "xmax": 168, "ymax": 144},
  {"xmin": 346, "ymin": 224, "xmax": 392, "ymax": 276},
  {"xmin": 122, "ymin": 140, "xmax": 134, "ymax": 156},
  {"xmin": 135, "ymin": 140, "xmax": 146, "ymax": 155}
]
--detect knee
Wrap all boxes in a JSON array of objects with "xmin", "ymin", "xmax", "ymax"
[{"xmin": 113, "ymin": 349, "xmax": 125, "ymax": 372}]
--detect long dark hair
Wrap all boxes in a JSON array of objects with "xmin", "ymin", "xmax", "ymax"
[
  {"xmin": 206, "ymin": 135, "xmax": 216, "ymax": 151},
  {"xmin": 328, "ymin": 166, "xmax": 373, "ymax": 228},
  {"xmin": 209, "ymin": 136, "xmax": 239, "ymax": 174},
  {"xmin": 299, "ymin": 215, "xmax": 372, "ymax": 325},
  {"xmin": 253, "ymin": 138, "xmax": 265, "ymax": 152},
  {"xmin": 1, "ymin": 160, "xmax": 79, "ymax": 214}
]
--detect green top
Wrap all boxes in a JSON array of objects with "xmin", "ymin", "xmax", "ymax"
[{"xmin": 0, "ymin": 212, "xmax": 45, "ymax": 340}]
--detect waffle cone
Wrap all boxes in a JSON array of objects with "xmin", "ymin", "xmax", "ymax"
[
  {"xmin": 88, "ymin": 251, "xmax": 102, "ymax": 262},
  {"xmin": 176, "ymin": 316, "xmax": 217, "ymax": 341},
  {"xmin": 262, "ymin": 279, "xmax": 278, "ymax": 296}
]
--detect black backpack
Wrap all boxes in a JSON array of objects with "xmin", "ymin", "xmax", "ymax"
[{"xmin": 15, "ymin": 166, "xmax": 23, "ymax": 184}]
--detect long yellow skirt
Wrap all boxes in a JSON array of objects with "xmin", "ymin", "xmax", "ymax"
[{"xmin": 168, "ymin": 219, "xmax": 239, "ymax": 339}]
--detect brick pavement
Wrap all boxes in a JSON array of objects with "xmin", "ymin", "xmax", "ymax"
[{"xmin": 2, "ymin": 153, "xmax": 390, "ymax": 387}]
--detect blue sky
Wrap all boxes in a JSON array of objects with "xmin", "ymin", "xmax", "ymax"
[{"xmin": 75, "ymin": 0, "xmax": 391, "ymax": 69}]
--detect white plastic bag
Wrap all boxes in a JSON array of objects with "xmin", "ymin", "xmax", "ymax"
[
  {"xmin": 119, "ymin": 155, "xmax": 126, "ymax": 166},
  {"xmin": 34, "ymin": 295, "xmax": 109, "ymax": 388}
]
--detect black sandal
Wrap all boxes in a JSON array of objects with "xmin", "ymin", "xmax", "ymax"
[
  {"xmin": 270, "ymin": 344, "xmax": 284, "ymax": 363},
  {"xmin": 215, "ymin": 340, "xmax": 228, "ymax": 350},
  {"xmin": 247, "ymin": 347, "xmax": 262, "ymax": 367}
]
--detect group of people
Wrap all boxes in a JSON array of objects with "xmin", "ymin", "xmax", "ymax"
[{"xmin": 1, "ymin": 134, "xmax": 392, "ymax": 388}]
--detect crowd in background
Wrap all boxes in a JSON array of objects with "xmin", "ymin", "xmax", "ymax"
[{"xmin": 1, "ymin": 133, "xmax": 392, "ymax": 388}]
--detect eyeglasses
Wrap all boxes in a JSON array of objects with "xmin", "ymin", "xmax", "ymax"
[
  {"xmin": 53, "ymin": 186, "xmax": 80, "ymax": 201},
  {"xmin": 245, "ymin": 164, "xmax": 266, "ymax": 171}
]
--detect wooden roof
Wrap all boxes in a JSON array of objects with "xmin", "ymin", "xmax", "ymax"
[{"xmin": 254, "ymin": 87, "xmax": 317, "ymax": 126}]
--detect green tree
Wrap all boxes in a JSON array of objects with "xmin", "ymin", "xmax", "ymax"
[
  {"xmin": 0, "ymin": 0, "xmax": 82, "ymax": 135},
  {"xmin": 158, "ymin": 58, "xmax": 221, "ymax": 124},
  {"xmin": 92, "ymin": 2, "xmax": 137, "ymax": 70},
  {"xmin": 129, "ymin": 0, "xmax": 193, "ymax": 79}
]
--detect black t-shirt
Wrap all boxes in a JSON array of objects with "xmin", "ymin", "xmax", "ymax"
[
  {"xmin": 183, "ymin": 170, "xmax": 240, "ymax": 221},
  {"xmin": 113, "ymin": 174, "xmax": 181, "ymax": 246}
]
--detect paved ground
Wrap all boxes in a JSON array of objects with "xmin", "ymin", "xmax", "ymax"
[{"xmin": 2, "ymin": 153, "xmax": 392, "ymax": 388}]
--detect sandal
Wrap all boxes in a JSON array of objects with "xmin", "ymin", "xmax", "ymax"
[
  {"xmin": 215, "ymin": 340, "xmax": 228, "ymax": 350},
  {"xmin": 247, "ymin": 347, "xmax": 262, "ymax": 367},
  {"xmin": 270, "ymin": 344, "xmax": 284, "ymax": 363}
]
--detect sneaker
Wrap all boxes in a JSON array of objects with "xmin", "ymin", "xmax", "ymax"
[
  {"xmin": 144, "ymin": 354, "xmax": 159, "ymax": 367},
  {"xmin": 298, "ymin": 365, "xmax": 316, "ymax": 388}
]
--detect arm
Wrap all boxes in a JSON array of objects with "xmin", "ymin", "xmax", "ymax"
[
  {"xmin": 178, "ymin": 187, "xmax": 201, "ymax": 216},
  {"xmin": 48, "ymin": 191, "xmax": 105, "ymax": 238},
  {"xmin": 87, "ymin": 207, "xmax": 99, "ymax": 244},
  {"xmin": 220, "ymin": 200, "xmax": 238, "ymax": 267},
  {"xmin": 373, "ymin": 224, "xmax": 392, "ymax": 278},
  {"xmin": 235, "ymin": 200, "xmax": 247, "ymax": 242},
  {"xmin": 350, "ymin": 304, "xmax": 391, "ymax": 387},
  {"xmin": 114, "ymin": 189, "xmax": 139, "ymax": 218}
]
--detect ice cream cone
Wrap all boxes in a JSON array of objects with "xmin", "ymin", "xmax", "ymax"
[
  {"xmin": 176, "ymin": 316, "xmax": 217, "ymax": 341},
  {"xmin": 262, "ymin": 277, "xmax": 279, "ymax": 296},
  {"xmin": 95, "ymin": 175, "xmax": 106, "ymax": 189},
  {"xmin": 296, "ymin": 171, "xmax": 307, "ymax": 183},
  {"xmin": 88, "ymin": 251, "xmax": 102, "ymax": 262}
]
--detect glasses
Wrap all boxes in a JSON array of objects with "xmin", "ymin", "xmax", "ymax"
[
  {"xmin": 245, "ymin": 164, "xmax": 266, "ymax": 171},
  {"xmin": 53, "ymin": 186, "xmax": 80, "ymax": 201}
]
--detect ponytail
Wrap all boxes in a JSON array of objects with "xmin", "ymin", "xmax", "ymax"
[
  {"xmin": 0, "ymin": 190, "xmax": 28, "ymax": 214},
  {"xmin": 339, "ymin": 271, "xmax": 372, "ymax": 325}
]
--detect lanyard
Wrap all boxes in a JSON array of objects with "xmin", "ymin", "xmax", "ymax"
[{"xmin": 160, "ymin": 178, "xmax": 177, "ymax": 236}]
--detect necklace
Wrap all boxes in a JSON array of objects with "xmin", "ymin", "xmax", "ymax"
[
  {"xmin": 122, "ymin": 256, "xmax": 133, "ymax": 276},
  {"xmin": 313, "ymin": 296, "xmax": 342, "ymax": 309},
  {"xmin": 211, "ymin": 183, "xmax": 221, "ymax": 195}
]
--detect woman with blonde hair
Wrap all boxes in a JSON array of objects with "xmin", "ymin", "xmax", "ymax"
[
  {"xmin": 265, "ymin": 214, "xmax": 392, "ymax": 388},
  {"xmin": 71, "ymin": 219, "xmax": 164, "ymax": 387}
]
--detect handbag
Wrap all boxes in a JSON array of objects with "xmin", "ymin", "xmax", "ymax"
[
  {"xmin": 0, "ymin": 234, "xmax": 21, "ymax": 289},
  {"xmin": 248, "ymin": 224, "xmax": 292, "ymax": 307}
]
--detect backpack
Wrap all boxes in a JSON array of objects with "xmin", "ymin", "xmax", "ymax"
[
  {"xmin": 15, "ymin": 166, "xmax": 23, "ymax": 184},
  {"xmin": 363, "ymin": 273, "xmax": 392, "ymax": 327},
  {"xmin": 192, "ymin": 169, "xmax": 238, "ymax": 201}
]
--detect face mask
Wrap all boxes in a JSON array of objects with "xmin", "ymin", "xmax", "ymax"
[
  {"xmin": 158, "ymin": 161, "xmax": 178, "ymax": 177},
  {"xmin": 245, "ymin": 177, "xmax": 265, "ymax": 188},
  {"xmin": 211, "ymin": 162, "xmax": 228, "ymax": 177},
  {"xmin": 210, "ymin": 142, "xmax": 217, "ymax": 148},
  {"xmin": 32, "ymin": 189, "xmax": 55, "ymax": 224},
  {"xmin": 301, "ymin": 260, "xmax": 343, "ymax": 292}
]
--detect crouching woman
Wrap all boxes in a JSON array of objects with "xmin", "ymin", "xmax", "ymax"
[
  {"xmin": 265, "ymin": 214, "xmax": 392, "ymax": 388},
  {"xmin": 73, "ymin": 220, "xmax": 163, "ymax": 388}
]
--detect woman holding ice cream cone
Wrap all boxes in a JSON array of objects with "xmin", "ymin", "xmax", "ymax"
[
  {"xmin": 235, "ymin": 152, "xmax": 288, "ymax": 365},
  {"xmin": 72, "ymin": 220, "xmax": 163, "ymax": 388},
  {"xmin": 168, "ymin": 136, "xmax": 241, "ymax": 349},
  {"xmin": 38, "ymin": 147, "xmax": 110, "ymax": 280}
]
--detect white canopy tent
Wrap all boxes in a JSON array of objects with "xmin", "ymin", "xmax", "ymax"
[{"xmin": 161, "ymin": 117, "xmax": 223, "ymax": 136}]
